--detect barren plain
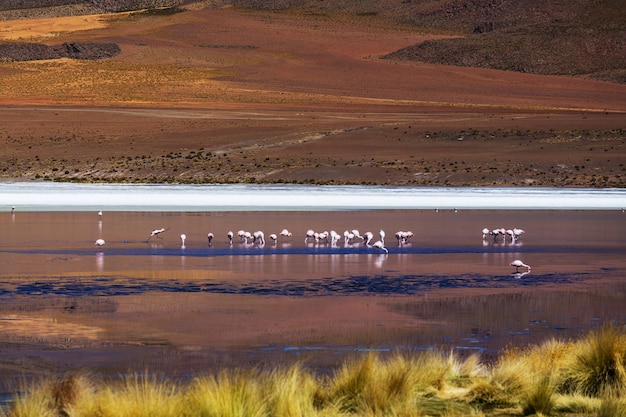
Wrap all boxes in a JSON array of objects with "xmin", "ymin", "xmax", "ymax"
[{"xmin": 0, "ymin": 2, "xmax": 624, "ymax": 187}]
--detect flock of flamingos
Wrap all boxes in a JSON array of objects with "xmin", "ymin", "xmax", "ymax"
[{"xmin": 90, "ymin": 210, "xmax": 531, "ymax": 274}]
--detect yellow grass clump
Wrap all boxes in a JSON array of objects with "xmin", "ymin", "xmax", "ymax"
[{"xmin": 4, "ymin": 325, "xmax": 626, "ymax": 417}]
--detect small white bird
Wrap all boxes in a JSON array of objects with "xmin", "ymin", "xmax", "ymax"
[
  {"xmin": 148, "ymin": 228, "xmax": 168, "ymax": 240},
  {"xmin": 95, "ymin": 238, "xmax": 105, "ymax": 246},
  {"xmin": 510, "ymin": 259, "xmax": 531, "ymax": 272}
]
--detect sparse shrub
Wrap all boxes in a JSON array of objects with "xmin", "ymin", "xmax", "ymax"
[
  {"xmin": 560, "ymin": 323, "xmax": 626, "ymax": 397},
  {"xmin": 185, "ymin": 369, "xmax": 266, "ymax": 417},
  {"xmin": 521, "ymin": 375, "xmax": 555, "ymax": 416}
]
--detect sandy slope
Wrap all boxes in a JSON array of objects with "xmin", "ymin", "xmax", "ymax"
[{"xmin": 0, "ymin": 6, "xmax": 624, "ymax": 186}]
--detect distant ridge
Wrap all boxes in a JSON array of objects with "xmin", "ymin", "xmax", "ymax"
[
  {"xmin": 0, "ymin": 0, "xmax": 181, "ymax": 11},
  {"xmin": 1, "ymin": 0, "xmax": 624, "ymax": 82},
  {"xmin": 231, "ymin": 0, "xmax": 626, "ymax": 83}
]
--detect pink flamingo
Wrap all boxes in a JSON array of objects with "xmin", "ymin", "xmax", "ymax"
[{"xmin": 510, "ymin": 259, "xmax": 531, "ymax": 272}]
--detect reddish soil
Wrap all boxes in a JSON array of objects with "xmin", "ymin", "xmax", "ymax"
[{"xmin": 0, "ymin": 5, "xmax": 624, "ymax": 186}]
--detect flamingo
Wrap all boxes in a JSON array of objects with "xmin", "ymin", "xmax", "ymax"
[
  {"xmin": 180, "ymin": 234, "xmax": 187, "ymax": 248},
  {"xmin": 98, "ymin": 210, "xmax": 103, "ymax": 219},
  {"xmin": 351, "ymin": 229, "xmax": 363, "ymax": 240},
  {"xmin": 11, "ymin": 206, "xmax": 15, "ymax": 214},
  {"xmin": 373, "ymin": 240, "xmax": 388, "ymax": 254},
  {"xmin": 513, "ymin": 228, "xmax": 525, "ymax": 241},
  {"xmin": 227, "ymin": 231, "xmax": 234, "ymax": 245},
  {"xmin": 280, "ymin": 229, "xmax": 292, "ymax": 237},
  {"xmin": 148, "ymin": 227, "xmax": 168, "ymax": 240},
  {"xmin": 379, "ymin": 229, "xmax": 385, "ymax": 245},
  {"xmin": 343, "ymin": 230, "xmax": 355, "ymax": 245},
  {"xmin": 207, "ymin": 233, "xmax": 214, "ymax": 246},
  {"xmin": 395, "ymin": 230, "xmax": 413, "ymax": 245},
  {"xmin": 510, "ymin": 259, "xmax": 531, "ymax": 272},
  {"xmin": 363, "ymin": 231, "xmax": 374, "ymax": 246},
  {"xmin": 269, "ymin": 233, "xmax": 278, "ymax": 244},
  {"xmin": 317, "ymin": 231, "xmax": 329, "ymax": 244},
  {"xmin": 253, "ymin": 231, "xmax": 265, "ymax": 245},
  {"xmin": 305, "ymin": 229, "xmax": 315, "ymax": 243},
  {"xmin": 491, "ymin": 228, "xmax": 505, "ymax": 242},
  {"xmin": 95, "ymin": 238, "xmax": 105, "ymax": 246},
  {"xmin": 330, "ymin": 230, "xmax": 341, "ymax": 246},
  {"xmin": 482, "ymin": 228, "xmax": 490, "ymax": 239}
]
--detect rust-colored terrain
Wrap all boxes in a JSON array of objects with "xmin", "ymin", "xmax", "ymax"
[{"xmin": 0, "ymin": 1, "xmax": 625, "ymax": 186}]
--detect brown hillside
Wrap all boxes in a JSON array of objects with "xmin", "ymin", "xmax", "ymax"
[
  {"xmin": 0, "ymin": 2, "xmax": 624, "ymax": 186},
  {"xmin": 232, "ymin": 0, "xmax": 626, "ymax": 83}
]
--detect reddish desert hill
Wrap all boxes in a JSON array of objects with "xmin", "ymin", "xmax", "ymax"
[{"xmin": 0, "ymin": 1, "xmax": 624, "ymax": 186}]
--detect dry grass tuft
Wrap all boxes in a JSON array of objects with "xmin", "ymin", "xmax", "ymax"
[
  {"xmin": 561, "ymin": 323, "xmax": 626, "ymax": 397},
  {"xmin": 6, "ymin": 326, "xmax": 626, "ymax": 416}
]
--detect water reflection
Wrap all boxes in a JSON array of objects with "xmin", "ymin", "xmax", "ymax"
[{"xmin": 0, "ymin": 209, "xmax": 624, "ymax": 386}]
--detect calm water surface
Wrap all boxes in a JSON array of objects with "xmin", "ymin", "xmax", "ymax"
[{"xmin": 0, "ymin": 192, "xmax": 625, "ymax": 392}]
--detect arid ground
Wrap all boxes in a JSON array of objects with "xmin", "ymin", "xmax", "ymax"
[{"xmin": 0, "ymin": 2, "xmax": 625, "ymax": 186}]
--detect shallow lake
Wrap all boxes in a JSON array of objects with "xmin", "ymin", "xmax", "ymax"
[
  {"xmin": 0, "ymin": 185, "xmax": 625, "ymax": 396},
  {"xmin": 0, "ymin": 200, "xmax": 625, "ymax": 395}
]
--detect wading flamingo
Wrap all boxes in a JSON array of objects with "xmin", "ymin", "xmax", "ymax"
[
  {"xmin": 373, "ymin": 240, "xmax": 388, "ymax": 254},
  {"xmin": 253, "ymin": 231, "xmax": 265, "ymax": 246},
  {"xmin": 95, "ymin": 238, "xmax": 105, "ymax": 246},
  {"xmin": 510, "ymin": 259, "xmax": 531, "ymax": 272},
  {"xmin": 363, "ymin": 231, "xmax": 374, "ymax": 246}
]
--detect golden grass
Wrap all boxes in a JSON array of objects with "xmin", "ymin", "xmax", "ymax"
[
  {"xmin": 0, "ymin": 14, "xmax": 118, "ymax": 41},
  {"xmin": 5, "ymin": 326, "xmax": 626, "ymax": 417},
  {"xmin": 0, "ymin": 60, "xmax": 225, "ymax": 105}
]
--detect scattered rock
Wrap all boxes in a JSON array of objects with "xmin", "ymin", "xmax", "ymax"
[{"xmin": 0, "ymin": 42, "xmax": 121, "ymax": 61}]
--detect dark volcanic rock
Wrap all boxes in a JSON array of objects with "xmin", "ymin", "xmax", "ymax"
[
  {"xmin": 52, "ymin": 42, "xmax": 121, "ymax": 60},
  {"xmin": 0, "ymin": 0, "xmax": 83, "ymax": 11},
  {"xmin": 0, "ymin": 42, "xmax": 121, "ymax": 61}
]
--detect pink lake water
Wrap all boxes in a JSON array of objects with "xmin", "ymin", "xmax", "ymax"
[{"xmin": 0, "ymin": 208, "xmax": 624, "ymax": 394}]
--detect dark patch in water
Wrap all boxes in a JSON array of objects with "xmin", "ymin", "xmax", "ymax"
[{"xmin": 0, "ymin": 271, "xmax": 588, "ymax": 298}]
